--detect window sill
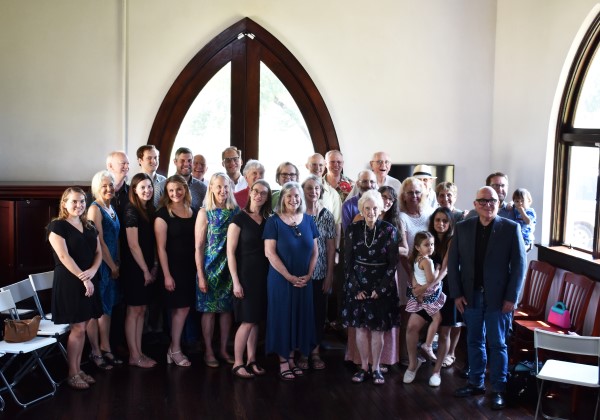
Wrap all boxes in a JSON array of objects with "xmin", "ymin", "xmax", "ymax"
[{"xmin": 536, "ymin": 245, "xmax": 600, "ymax": 281}]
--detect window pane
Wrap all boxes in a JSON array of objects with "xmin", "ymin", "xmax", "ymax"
[
  {"xmin": 258, "ymin": 62, "xmax": 314, "ymax": 188},
  {"xmin": 564, "ymin": 146, "xmax": 599, "ymax": 250},
  {"xmin": 573, "ymin": 46, "xmax": 600, "ymax": 128},
  {"xmin": 170, "ymin": 63, "xmax": 231, "ymax": 178}
]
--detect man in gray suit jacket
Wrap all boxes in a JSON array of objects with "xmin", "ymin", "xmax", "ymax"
[{"xmin": 448, "ymin": 186, "xmax": 526, "ymax": 410}]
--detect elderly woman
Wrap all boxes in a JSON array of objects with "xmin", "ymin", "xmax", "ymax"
[
  {"xmin": 264, "ymin": 181, "xmax": 319, "ymax": 381},
  {"xmin": 436, "ymin": 181, "xmax": 466, "ymax": 225},
  {"xmin": 228, "ymin": 180, "xmax": 272, "ymax": 378},
  {"xmin": 48, "ymin": 187, "xmax": 103, "ymax": 389},
  {"xmin": 121, "ymin": 173, "xmax": 157, "ymax": 368},
  {"xmin": 86, "ymin": 170, "xmax": 122, "ymax": 369},
  {"xmin": 155, "ymin": 175, "xmax": 197, "ymax": 367},
  {"xmin": 195, "ymin": 173, "xmax": 240, "ymax": 368},
  {"xmin": 270, "ymin": 162, "xmax": 300, "ymax": 207},
  {"xmin": 342, "ymin": 190, "xmax": 400, "ymax": 385},
  {"xmin": 298, "ymin": 175, "xmax": 336, "ymax": 370},
  {"xmin": 233, "ymin": 159, "xmax": 265, "ymax": 208}
]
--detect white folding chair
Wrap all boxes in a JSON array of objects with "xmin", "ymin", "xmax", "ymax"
[
  {"xmin": 0, "ymin": 290, "xmax": 57, "ymax": 408},
  {"xmin": 0, "ymin": 279, "xmax": 34, "ymax": 318},
  {"xmin": 1, "ymin": 279, "xmax": 69, "ymax": 362},
  {"xmin": 534, "ymin": 329, "xmax": 600, "ymax": 419},
  {"xmin": 28, "ymin": 271, "xmax": 55, "ymax": 321}
]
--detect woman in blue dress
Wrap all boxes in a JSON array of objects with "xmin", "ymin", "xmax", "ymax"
[
  {"xmin": 195, "ymin": 173, "xmax": 240, "ymax": 367},
  {"xmin": 264, "ymin": 181, "xmax": 319, "ymax": 381},
  {"xmin": 86, "ymin": 170, "xmax": 123, "ymax": 369}
]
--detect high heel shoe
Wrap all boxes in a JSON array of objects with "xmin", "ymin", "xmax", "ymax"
[{"xmin": 167, "ymin": 349, "xmax": 191, "ymax": 367}]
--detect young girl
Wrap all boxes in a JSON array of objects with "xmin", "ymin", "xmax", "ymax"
[
  {"xmin": 406, "ymin": 231, "xmax": 446, "ymax": 360},
  {"xmin": 512, "ymin": 188, "xmax": 536, "ymax": 251}
]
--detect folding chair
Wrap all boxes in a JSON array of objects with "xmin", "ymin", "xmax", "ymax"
[
  {"xmin": 534, "ymin": 329, "xmax": 600, "ymax": 419},
  {"xmin": 28, "ymin": 271, "xmax": 55, "ymax": 321},
  {"xmin": 0, "ymin": 278, "xmax": 34, "ymax": 318},
  {"xmin": 0, "ymin": 290, "xmax": 57, "ymax": 408},
  {"xmin": 0, "ymin": 279, "xmax": 69, "ymax": 362}
]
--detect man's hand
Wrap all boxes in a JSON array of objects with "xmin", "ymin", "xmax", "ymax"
[{"xmin": 455, "ymin": 296, "xmax": 467, "ymax": 313}]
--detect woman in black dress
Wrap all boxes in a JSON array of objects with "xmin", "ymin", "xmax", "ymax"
[
  {"xmin": 227, "ymin": 179, "xmax": 272, "ymax": 378},
  {"xmin": 122, "ymin": 173, "xmax": 157, "ymax": 368},
  {"xmin": 155, "ymin": 175, "xmax": 197, "ymax": 367},
  {"xmin": 48, "ymin": 187, "xmax": 103, "ymax": 390}
]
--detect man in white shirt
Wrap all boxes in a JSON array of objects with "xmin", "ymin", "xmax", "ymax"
[
  {"xmin": 221, "ymin": 146, "xmax": 247, "ymax": 192},
  {"xmin": 370, "ymin": 151, "xmax": 401, "ymax": 194}
]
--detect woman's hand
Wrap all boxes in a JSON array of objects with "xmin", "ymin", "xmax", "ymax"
[
  {"xmin": 83, "ymin": 279, "xmax": 95, "ymax": 297},
  {"xmin": 164, "ymin": 275, "xmax": 175, "ymax": 292},
  {"xmin": 323, "ymin": 273, "xmax": 334, "ymax": 294},
  {"xmin": 110, "ymin": 265, "xmax": 120, "ymax": 279},
  {"xmin": 198, "ymin": 277, "xmax": 208, "ymax": 294},
  {"xmin": 355, "ymin": 291, "xmax": 368, "ymax": 300},
  {"xmin": 412, "ymin": 283, "xmax": 428, "ymax": 298},
  {"xmin": 233, "ymin": 282, "xmax": 244, "ymax": 298},
  {"xmin": 77, "ymin": 268, "xmax": 96, "ymax": 283},
  {"xmin": 369, "ymin": 290, "xmax": 379, "ymax": 300},
  {"xmin": 143, "ymin": 269, "xmax": 153, "ymax": 286}
]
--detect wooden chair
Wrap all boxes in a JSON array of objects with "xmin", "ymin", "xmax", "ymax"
[{"xmin": 513, "ymin": 260, "xmax": 556, "ymax": 320}]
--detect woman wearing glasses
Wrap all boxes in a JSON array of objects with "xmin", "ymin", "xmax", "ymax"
[
  {"xmin": 227, "ymin": 180, "xmax": 273, "ymax": 378},
  {"xmin": 270, "ymin": 162, "xmax": 300, "ymax": 207},
  {"xmin": 264, "ymin": 181, "xmax": 319, "ymax": 381}
]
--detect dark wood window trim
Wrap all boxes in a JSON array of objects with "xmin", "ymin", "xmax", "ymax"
[{"xmin": 148, "ymin": 18, "xmax": 339, "ymax": 174}]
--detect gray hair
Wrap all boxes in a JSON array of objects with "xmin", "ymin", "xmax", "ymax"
[
  {"xmin": 358, "ymin": 190, "xmax": 384, "ymax": 214},
  {"xmin": 91, "ymin": 170, "xmax": 115, "ymax": 201},
  {"xmin": 301, "ymin": 174, "xmax": 324, "ymax": 200},
  {"xmin": 243, "ymin": 159, "xmax": 265, "ymax": 176},
  {"xmin": 274, "ymin": 181, "xmax": 306, "ymax": 215}
]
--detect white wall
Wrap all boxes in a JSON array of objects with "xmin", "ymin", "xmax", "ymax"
[{"xmin": 0, "ymin": 0, "xmax": 598, "ymax": 220}]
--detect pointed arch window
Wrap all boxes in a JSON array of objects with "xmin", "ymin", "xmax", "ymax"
[{"xmin": 150, "ymin": 18, "xmax": 338, "ymax": 182}]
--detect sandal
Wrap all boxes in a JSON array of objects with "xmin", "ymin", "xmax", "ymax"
[
  {"xmin": 167, "ymin": 349, "xmax": 191, "ymax": 367},
  {"xmin": 232, "ymin": 365, "xmax": 254, "ymax": 379},
  {"xmin": 78, "ymin": 371, "xmax": 96, "ymax": 384},
  {"xmin": 442, "ymin": 355, "xmax": 456, "ymax": 368},
  {"xmin": 246, "ymin": 361, "xmax": 266, "ymax": 376},
  {"xmin": 372, "ymin": 369, "xmax": 385, "ymax": 385},
  {"xmin": 279, "ymin": 361, "xmax": 295, "ymax": 381},
  {"xmin": 89, "ymin": 352, "xmax": 113, "ymax": 370},
  {"xmin": 309, "ymin": 353, "xmax": 326, "ymax": 370},
  {"xmin": 204, "ymin": 356, "xmax": 220, "ymax": 368},
  {"xmin": 288, "ymin": 359, "xmax": 304, "ymax": 377},
  {"xmin": 296, "ymin": 356, "xmax": 309, "ymax": 370},
  {"xmin": 352, "ymin": 368, "xmax": 368, "ymax": 383},
  {"xmin": 129, "ymin": 358, "xmax": 155, "ymax": 369},
  {"xmin": 102, "ymin": 350, "xmax": 124, "ymax": 366},
  {"xmin": 67, "ymin": 374, "xmax": 90, "ymax": 390}
]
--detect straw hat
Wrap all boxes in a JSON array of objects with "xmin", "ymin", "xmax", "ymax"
[{"xmin": 412, "ymin": 164, "xmax": 437, "ymax": 179}]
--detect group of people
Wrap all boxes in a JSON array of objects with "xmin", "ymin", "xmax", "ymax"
[{"xmin": 47, "ymin": 145, "xmax": 530, "ymax": 410}]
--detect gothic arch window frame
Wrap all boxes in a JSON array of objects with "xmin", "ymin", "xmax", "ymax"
[{"xmin": 148, "ymin": 17, "xmax": 339, "ymax": 175}]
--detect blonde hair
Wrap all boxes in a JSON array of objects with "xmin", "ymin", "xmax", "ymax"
[
  {"xmin": 53, "ymin": 187, "xmax": 93, "ymax": 229},
  {"xmin": 160, "ymin": 175, "xmax": 192, "ymax": 217},
  {"xmin": 203, "ymin": 172, "xmax": 239, "ymax": 211},
  {"xmin": 400, "ymin": 177, "xmax": 429, "ymax": 212}
]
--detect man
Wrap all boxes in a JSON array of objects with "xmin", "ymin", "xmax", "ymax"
[
  {"xmin": 233, "ymin": 159, "xmax": 265, "ymax": 208},
  {"xmin": 324, "ymin": 150, "xmax": 354, "ymax": 203},
  {"xmin": 136, "ymin": 144, "xmax": 166, "ymax": 186},
  {"xmin": 155, "ymin": 147, "xmax": 207, "ymax": 210},
  {"xmin": 448, "ymin": 186, "xmax": 526, "ymax": 410},
  {"xmin": 466, "ymin": 172, "xmax": 515, "ymax": 220},
  {"xmin": 192, "ymin": 154, "xmax": 208, "ymax": 185},
  {"xmin": 222, "ymin": 146, "xmax": 247, "ymax": 192},
  {"xmin": 412, "ymin": 164, "xmax": 437, "ymax": 209},
  {"xmin": 106, "ymin": 150, "xmax": 131, "ymax": 220},
  {"xmin": 342, "ymin": 170, "xmax": 377, "ymax": 231},
  {"xmin": 370, "ymin": 151, "xmax": 401, "ymax": 194}
]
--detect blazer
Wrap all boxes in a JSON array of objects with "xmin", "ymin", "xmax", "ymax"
[{"xmin": 447, "ymin": 215, "xmax": 526, "ymax": 311}]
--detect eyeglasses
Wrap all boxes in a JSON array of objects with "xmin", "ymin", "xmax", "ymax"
[
  {"xmin": 223, "ymin": 156, "xmax": 240, "ymax": 163},
  {"xmin": 251, "ymin": 189, "xmax": 268, "ymax": 197},
  {"xmin": 475, "ymin": 198, "xmax": 498, "ymax": 206},
  {"xmin": 371, "ymin": 160, "xmax": 391, "ymax": 166},
  {"xmin": 358, "ymin": 179, "xmax": 377, "ymax": 184},
  {"xmin": 280, "ymin": 173, "xmax": 297, "ymax": 179},
  {"xmin": 490, "ymin": 183, "xmax": 506, "ymax": 189},
  {"xmin": 406, "ymin": 191, "xmax": 422, "ymax": 196},
  {"xmin": 291, "ymin": 223, "xmax": 302, "ymax": 237}
]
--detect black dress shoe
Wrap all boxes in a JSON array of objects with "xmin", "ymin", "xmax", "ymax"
[
  {"xmin": 454, "ymin": 384, "xmax": 486, "ymax": 398},
  {"xmin": 491, "ymin": 392, "xmax": 506, "ymax": 410}
]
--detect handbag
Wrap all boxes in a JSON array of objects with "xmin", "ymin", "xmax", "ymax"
[
  {"xmin": 547, "ymin": 301, "xmax": 571, "ymax": 329},
  {"xmin": 3, "ymin": 315, "xmax": 41, "ymax": 343}
]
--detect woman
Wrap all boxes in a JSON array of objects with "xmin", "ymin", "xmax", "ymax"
[
  {"xmin": 264, "ymin": 181, "xmax": 319, "ymax": 381},
  {"xmin": 48, "ymin": 187, "xmax": 103, "ymax": 390},
  {"xmin": 195, "ymin": 172, "xmax": 240, "ymax": 367},
  {"xmin": 342, "ymin": 190, "xmax": 400, "ymax": 385},
  {"xmin": 228, "ymin": 180, "xmax": 272, "ymax": 378},
  {"xmin": 299, "ymin": 175, "xmax": 335, "ymax": 370},
  {"xmin": 121, "ymin": 173, "xmax": 158, "ymax": 368},
  {"xmin": 86, "ymin": 170, "xmax": 122, "ymax": 369},
  {"xmin": 155, "ymin": 175, "xmax": 197, "ymax": 367},
  {"xmin": 436, "ymin": 181, "xmax": 466, "ymax": 225},
  {"xmin": 270, "ymin": 162, "xmax": 300, "ymax": 207}
]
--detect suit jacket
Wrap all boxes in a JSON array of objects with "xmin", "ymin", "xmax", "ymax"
[{"xmin": 447, "ymin": 215, "xmax": 526, "ymax": 311}]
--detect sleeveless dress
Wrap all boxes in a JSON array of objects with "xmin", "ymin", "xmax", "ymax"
[
  {"xmin": 121, "ymin": 203, "xmax": 156, "ymax": 306},
  {"xmin": 231, "ymin": 211, "xmax": 269, "ymax": 323},
  {"xmin": 156, "ymin": 206, "xmax": 198, "ymax": 309},
  {"xmin": 92, "ymin": 202, "xmax": 121, "ymax": 315},
  {"xmin": 49, "ymin": 219, "xmax": 103, "ymax": 324},
  {"xmin": 196, "ymin": 207, "xmax": 240, "ymax": 313}
]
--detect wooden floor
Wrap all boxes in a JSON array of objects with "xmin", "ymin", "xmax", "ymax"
[{"xmin": 1, "ymin": 329, "xmax": 596, "ymax": 420}]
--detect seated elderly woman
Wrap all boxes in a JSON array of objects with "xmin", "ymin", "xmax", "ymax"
[{"xmin": 342, "ymin": 190, "xmax": 400, "ymax": 385}]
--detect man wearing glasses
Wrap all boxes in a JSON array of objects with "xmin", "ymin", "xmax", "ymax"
[
  {"xmin": 448, "ymin": 186, "xmax": 526, "ymax": 411},
  {"xmin": 342, "ymin": 170, "xmax": 378, "ymax": 232},
  {"xmin": 222, "ymin": 147, "xmax": 247, "ymax": 192},
  {"xmin": 370, "ymin": 151, "xmax": 401, "ymax": 195},
  {"xmin": 467, "ymin": 172, "xmax": 515, "ymax": 220}
]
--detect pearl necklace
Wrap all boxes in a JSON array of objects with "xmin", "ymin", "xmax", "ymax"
[{"xmin": 364, "ymin": 221, "xmax": 377, "ymax": 248}]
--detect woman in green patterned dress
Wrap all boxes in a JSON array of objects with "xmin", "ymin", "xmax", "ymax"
[{"xmin": 195, "ymin": 172, "xmax": 240, "ymax": 367}]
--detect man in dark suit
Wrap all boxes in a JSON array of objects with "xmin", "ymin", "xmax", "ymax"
[{"xmin": 448, "ymin": 186, "xmax": 526, "ymax": 410}]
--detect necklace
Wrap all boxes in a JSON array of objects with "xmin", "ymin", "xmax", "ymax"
[
  {"xmin": 364, "ymin": 221, "xmax": 377, "ymax": 248},
  {"xmin": 99, "ymin": 201, "xmax": 116, "ymax": 220}
]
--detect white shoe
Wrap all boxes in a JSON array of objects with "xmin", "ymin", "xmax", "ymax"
[
  {"xmin": 403, "ymin": 358, "xmax": 424, "ymax": 384},
  {"xmin": 429, "ymin": 372, "xmax": 441, "ymax": 387},
  {"xmin": 421, "ymin": 343, "xmax": 437, "ymax": 361}
]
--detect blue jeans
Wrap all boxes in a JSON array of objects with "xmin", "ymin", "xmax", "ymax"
[{"xmin": 462, "ymin": 290, "xmax": 512, "ymax": 392}]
